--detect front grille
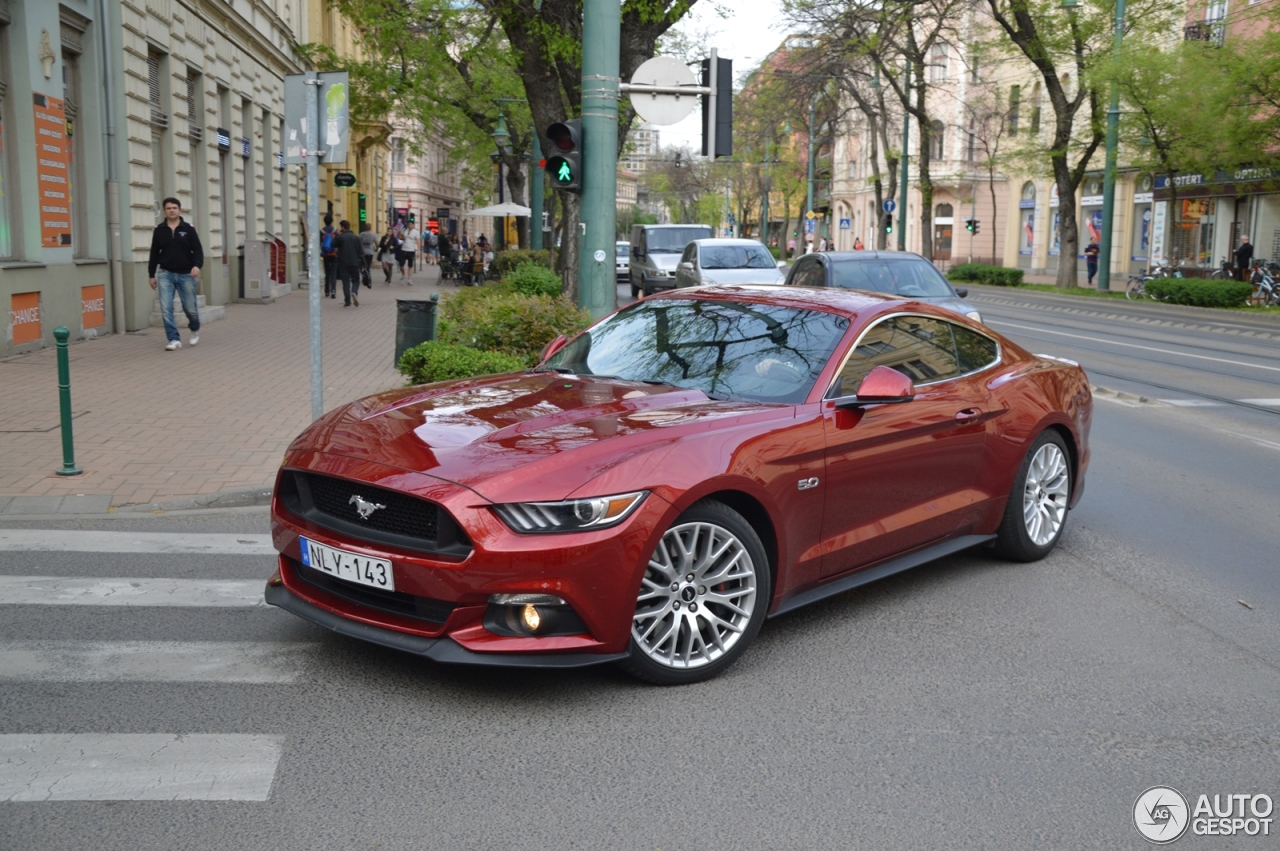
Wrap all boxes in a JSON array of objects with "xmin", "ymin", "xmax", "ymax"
[
  {"xmin": 305, "ymin": 474, "xmax": 440, "ymax": 541},
  {"xmin": 290, "ymin": 557, "xmax": 456, "ymax": 624},
  {"xmin": 279, "ymin": 471, "xmax": 471, "ymax": 558}
]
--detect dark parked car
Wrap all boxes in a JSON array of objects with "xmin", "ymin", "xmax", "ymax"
[
  {"xmin": 785, "ymin": 250, "xmax": 984, "ymax": 323},
  {"xmin": 267, "ymin": 286, "xmax": 1090, "ymax": 684}
]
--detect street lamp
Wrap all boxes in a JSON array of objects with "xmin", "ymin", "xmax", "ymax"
[
  {"xmin": 492, "ymin": 114, "xmax": 511, "ymax": 250},
  {"xmin": 1096, "ymin": 0, "xmax": 1126, "ymax": 291}
]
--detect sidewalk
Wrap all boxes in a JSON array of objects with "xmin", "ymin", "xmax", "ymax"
[{"xmin": 0, "ymin": 263, "xmax": 457, "ymax": 515}]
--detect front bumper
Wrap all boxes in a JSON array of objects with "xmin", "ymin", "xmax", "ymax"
[
  {"xmin": 268, "ymin": 454, "xmax": 671, "ymax": 664},
  {"xmin": 264, "ymin": 581, "xmax": 625, "ymax": 668}
]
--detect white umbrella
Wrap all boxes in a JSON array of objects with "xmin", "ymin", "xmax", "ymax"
[{"xmin": 465, "ymin": 202, "xmax": 532, "ymax": 217}]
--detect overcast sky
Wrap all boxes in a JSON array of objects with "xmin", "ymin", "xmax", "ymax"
[{"xmin": 658, "ymin": 1, "xmax": 793, "ymax": 151}]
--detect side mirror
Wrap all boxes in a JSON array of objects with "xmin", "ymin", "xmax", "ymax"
[
  {"xmin": 777, "ymin": 260, "xmax": 787, "ymax": 269},
  {"xmin": 833, "ymin": 365, "xmax": 916, "ymax": 409},
  {"xmin": 539, "ymin": 334, "xmax": 568, "ymax": 363},
  {"xmin": 954, "ymin": 286, "xmax": 969, "ymax": 298}
]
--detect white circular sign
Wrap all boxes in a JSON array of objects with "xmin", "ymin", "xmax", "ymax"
[
  {"xmin": 593, "ymin": 249, "xmax": 606, "ymax": 263},
  {"xmin": 628, "ymin": 56, "xmax": 699, "ymax": 126},
  {"xmin": 1133, "ymin": 786, "xmax": 1190, "ymax": 844}
]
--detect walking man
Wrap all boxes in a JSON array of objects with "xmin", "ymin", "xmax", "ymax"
[
  {"xmin": 148, "ymin": 197, "xmax": 204, "ymax": 351},
  {"xmin": 1235, "ymin": 235, "xmax": 1254, "ymax": 281},
  {"xmin": 321, "ymin": 214, "xmax": 338, "ymax": 298},
  {"xmin": 1084, "ymin": 240, "xmax": 1100, "ymax": 286},
  {"xmin": 359, "ymin": 223, "xmax": 378, "ymax": 288},
  {"xmin": 335, "ymin": 220, "xmax": 363, "ymax": 307}
]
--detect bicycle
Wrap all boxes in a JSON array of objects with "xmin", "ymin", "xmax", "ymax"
[
  {"xmin": 1126, "ymin": 264, "xmax": 1178, "ymax": 300},
  {"xmin": 1248, "ymin": 260, "xmax": 1280, "ymax": 306},
  {"xmin": 1209, "ymin": 257, "xmax": 1235, "ymax": 280}
]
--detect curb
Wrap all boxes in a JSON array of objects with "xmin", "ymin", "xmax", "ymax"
[
  {"xmin": 1089, "ymin": 384, "xmax": 1155, "ymax": 405},
  {"xmin": 0, "ymin": 484, "xmax": 275, "ymax": 518}
]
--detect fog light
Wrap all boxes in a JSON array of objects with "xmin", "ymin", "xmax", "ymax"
[{"xmin": 521, "ymin": 604, "xmax": 542, "ymax": 632}]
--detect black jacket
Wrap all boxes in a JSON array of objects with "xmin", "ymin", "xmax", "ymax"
[
  {"xmin": 148, "ymin": 218, "xmax": 204, "ymax": 277},
  {"xmin": 335, "ymin": 230, "xmax": 364, "ymax": 266},
  {"xmin": 1235, "ymin": 241, "xmax": 1254, "ymax": 268}
]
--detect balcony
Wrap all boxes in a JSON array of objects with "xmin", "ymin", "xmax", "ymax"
[{"xmin": 1184, "ymin": 21, "xmax": 1224, "ymax": 46}]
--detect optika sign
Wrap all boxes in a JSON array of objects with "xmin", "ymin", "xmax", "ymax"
[{"xmin": 1133, "ymin": 786, "xmax": 1273, "ymax": 843}]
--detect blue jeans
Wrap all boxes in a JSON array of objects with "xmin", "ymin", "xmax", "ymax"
[{"xmin": 157, "ymin": 269, "xmax": 200, "ymax": 342}]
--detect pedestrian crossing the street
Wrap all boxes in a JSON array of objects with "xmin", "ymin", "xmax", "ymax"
[{"xmin": 0, "ymin": 528, "xmax": 295, "ymax": 803}]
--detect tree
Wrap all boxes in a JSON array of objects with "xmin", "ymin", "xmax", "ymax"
[{"xmin": 980, "ymin": 0, "xmax": 1181, "ymax": 286}]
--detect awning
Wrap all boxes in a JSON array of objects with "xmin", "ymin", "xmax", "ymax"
[{"xmin": 464, "ymin": 202, "xmax": 532, "ymax": 217}]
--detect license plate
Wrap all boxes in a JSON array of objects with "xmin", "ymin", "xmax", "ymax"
[{"xmin": 299, "ymin": 536, "xmax": 395, "ymax": 592}]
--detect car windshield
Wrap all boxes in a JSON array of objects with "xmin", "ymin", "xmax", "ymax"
[
  {"xmin": 545, "ymin": 299, "xmax": 849, "ymax": 404},
  {"xmin": 831, "ymin": 258, "xmax": 955, "ymax": 298},
  {"xmin": 701, "ymin": 245, "xmax": 776, "ymax": 270},
  {"xmin": 646, "ymin": 227, "xmax": 712, "ymax": 253},
  {"xmin": 616, "ymin": 243, "xmax": 629, "ymax": 257}
]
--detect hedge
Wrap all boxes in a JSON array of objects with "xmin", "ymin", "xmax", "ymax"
[
  {"xmin": 1144, "ymin": 277, "xmax": 1254, "ymax": 308},
  {"xmin": 397, "ymin": 341, "xmax": 526, "ymax": 385},
  {"xmin": 502, "ymin": 262, "xmax": 563, "ymax": 298},
  {"xmin": 948, "ymin": 263, "xmax": 1024, "ymax": 286},
  {"xmin": 490, "ymin": 249, "xmax": 554, "ymax": 278},
  {"xmin": 438, "ymin": 291, "xmax": 592, "ymax": 366}
]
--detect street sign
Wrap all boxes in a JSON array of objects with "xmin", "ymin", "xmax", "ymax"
[
  {"xmin": 839, "ymin": 218, "xmax": 851, "ymax": 230},
  {"xmin": 806, "ymin": 211, "xmax": 816, "ymax": 220},
  {"xmin": 436, "ymin": 207, "xmax": 450, "ymax": 220},
  {"xmin": 804, "ymin": 219, "xmax": 815, "ymax": 234},
  {"xmin": 334, "ymin": 172, "xmax": 356, "ymax": 187},
  {"xmin": 883, "ymin": 199, "xmax": 896, "ymax": 213},
  {"xmin": 628, "ymin": 56, "xmax": 700, "ymax": 126},
  {"xmin": 283, "ymin": 71, "xmax": 349, "ymax": 164}
]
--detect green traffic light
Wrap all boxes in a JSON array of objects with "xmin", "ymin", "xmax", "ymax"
[{"xmin": 557, "ymin": 162, "xmax": 572, "ymax": 183}]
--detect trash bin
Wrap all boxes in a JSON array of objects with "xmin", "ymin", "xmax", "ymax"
[{"xmin": 395, "ymin": 294, "xmax": 438, "ymax": 367}]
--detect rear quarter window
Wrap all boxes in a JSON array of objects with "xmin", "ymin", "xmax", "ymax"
[{"xmin": 953, "ymin": 324, "xmax": 999, "ymax": 373}]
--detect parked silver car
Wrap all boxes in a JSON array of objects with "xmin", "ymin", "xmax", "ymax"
[
  {"xmin": 616, "ymin": 240, "xmax": 630, "ymax": 283},
  {"xmin": 673, "ymin": 238, "xmax": 786, "ymax": 289},
  {"xmin": 782, "ymin": 251, "xmax": 983, "ymax": 323}
]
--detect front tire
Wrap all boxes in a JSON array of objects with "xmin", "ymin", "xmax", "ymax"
[
  {"xmin": 1125, "ymin": 277, "xmax": 1143, "ymax": 300},
  {"xmin": 994, "ymin": 431, "xmax": 1072, "ymax": 562},
  {"xmin": 620, "ymin": 500, "xmax": 770, "ymax": 685}
]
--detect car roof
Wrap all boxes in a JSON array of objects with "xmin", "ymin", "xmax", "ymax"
[
  {"xmin": 689, "ymin": 238, "xmax": 770, "ymax": 248},
  {"xmin": 816, "ymin": 251, "xmax": 933, "ymax": 263},
  {"xmin": 647, "ymin": 284, "xmax": 905, "ymax": 316}
]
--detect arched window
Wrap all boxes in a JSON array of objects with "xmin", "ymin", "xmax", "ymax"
[
  {"xmin": 935, "ymin": 203, "xmax": 954, "ymax": 220},
  {"xmin": 1021, "ymin": 181, "xmax": 1036, "ymax": 201}
]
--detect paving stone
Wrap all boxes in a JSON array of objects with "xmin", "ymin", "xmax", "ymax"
[
  {"xmin": 3, "ymin": 496, "xmax": 66, "ymax": 515},
  {"xmin": 57, "ymin": 494, "xmax": 114, "ymax": 514}
]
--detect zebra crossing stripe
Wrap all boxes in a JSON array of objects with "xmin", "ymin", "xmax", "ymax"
[
  {"xmin": 0, "ymin": 577, "xmax": 267, "ymax": 607},
  {"xmin": 0, "ymin": 530, "xmax": 276, "ymax": 555},
  {"xmin": 0, "ymin": 734, "xmax": 284, "ymax": 801},
  {"xmin": 0, "ymin": 641, "xmax": 314, "ymax": 684}
]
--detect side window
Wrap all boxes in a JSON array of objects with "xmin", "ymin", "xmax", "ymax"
[
  {"xmin": 789, "ymin": 258, "xmax": 825, "ymax": 288},
  {"xmin": 953, "ymin": 322, "xmax": 999, "ymax": 373},
  {"xmin": 682, "ymin": 243, "xmax": 696, "ymax": 264},
  {"xmin": 829, "ymin": 315, "xmax": 961, "ymax": 396}
]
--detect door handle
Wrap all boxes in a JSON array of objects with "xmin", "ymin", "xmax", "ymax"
[{"xmin": 955, "ymin": 408, "xmax": 982, "ymax": 422}]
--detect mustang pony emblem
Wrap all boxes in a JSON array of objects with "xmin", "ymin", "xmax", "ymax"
[{"xmin": 348, "ymin": 495, "xmax": 386, "ymax": 520}]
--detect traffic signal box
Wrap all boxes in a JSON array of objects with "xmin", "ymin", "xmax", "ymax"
[
  {"xmin": 544, "ymin": 119, "xmax": 582, "ymax": 194},
  {"xmin": 885, "ymin": 217, "xmax": 894, "ymax": 234},
  {"xmin": 965, "ymin": 218, "xmax": 981, "ymax": 235}
]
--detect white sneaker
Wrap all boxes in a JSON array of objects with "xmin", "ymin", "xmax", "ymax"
[
  {"xmin": 188, "ymin": 333, "xmax": 199, "ymax": 346},
  {"xmin": 165, "ymin": 340, "xmax": 181, "ymax": 351}
]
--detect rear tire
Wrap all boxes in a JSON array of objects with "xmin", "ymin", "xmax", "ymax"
[
  {"xmin": 1125, "ymin": 278, "xmax": 1143, "ymax": 300},
  {"xmin": 994, "ymin": 431, "xmax": 1072, "ymax": 562},
  {"xmin": 620, "ymin": 500, "xmax": 770, "ymax": 685},
  {"xmin": 630, "ymin": 276, "xmax": 640, "ymax": 299}
]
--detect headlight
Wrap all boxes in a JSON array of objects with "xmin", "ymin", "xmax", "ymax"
[
  {"xmin": 493, "ymin": 491, "xmax": 648, "ymax": 533},
  {"xmin": 965, "ymin": 310, "xmax": 983, "ymax": 323}
]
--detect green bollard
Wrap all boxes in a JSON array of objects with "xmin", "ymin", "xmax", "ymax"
[{"xmin": 53, "ymin": 326, "xmax": 82, "ymax": 476}]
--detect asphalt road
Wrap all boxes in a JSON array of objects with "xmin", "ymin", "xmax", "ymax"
[{"xmin": 3, "ymin": 288, "xmax": 1279, "ymax": 850}]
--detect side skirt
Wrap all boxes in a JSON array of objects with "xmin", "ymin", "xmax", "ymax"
[{"xmin": 768, "ymin": 534, "xmax": 996, "ymax": 618}]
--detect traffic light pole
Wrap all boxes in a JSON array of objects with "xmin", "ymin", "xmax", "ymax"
[
  {"xmin": 530, "ymin": 133, "xmax": 543, "ymax": 251},
  {"xmin": 579, "ymin": 0, "xmax": 620, "ymax": 319},
  {"xmin": 897, "ymin": 63, "xmax": 909, "ymax": 252}
]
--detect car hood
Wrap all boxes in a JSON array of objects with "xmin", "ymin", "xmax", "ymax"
[
  {"xmin": 700, "ymin": 268, "xmax": 784, "ymax": 286},
  {"xmin": 648, "ymin": 253, "xmax": 681, "ymax": 271},
  {"xmin": 296, "ymin": 373, "xmax": 792, "ymax": 502},
  {"xmin": 916, "ymin": 294, "xmax": 981, "ymax": 319}
]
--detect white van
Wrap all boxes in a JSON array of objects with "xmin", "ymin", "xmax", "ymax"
[{"xmin": 629, "ymin": 224, "xmax": 713, "ymax": 297}]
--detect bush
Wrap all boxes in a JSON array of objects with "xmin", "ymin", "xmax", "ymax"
[
  {"xmin": 490, "ymin": 249, "xmax": 554, "ymax": 278},
  {"xmin": 947, "ymin": 263, "xmax": 1024, "ymax": 287},
  {"xmin": 503, "ymin": 262, "xmax": 563, "ymax": 297},
  {"xmin": 1144, "ymin": 277, "xmax": 1254, "ymax": 308},
  {"xmin": 397, "ymin": 341, "xmax": 526, "ymax": 385},
  {"xmin": 439, "ymin": 291, "xmax": 592, "ymax": 365}
]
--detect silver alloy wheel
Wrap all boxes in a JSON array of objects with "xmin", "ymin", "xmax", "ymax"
[
  {"xmin": 1022, "ymin": 442, "xmax": 1070, "ymax": 547},
  {"xmin": 632, "ymin": 521, "xmax": 757, "ymax": 669}
]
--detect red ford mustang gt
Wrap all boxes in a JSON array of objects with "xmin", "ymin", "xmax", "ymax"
[{"xmin": 266, "ymin": 286, "xmax": 1091, "ymax": 684}]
